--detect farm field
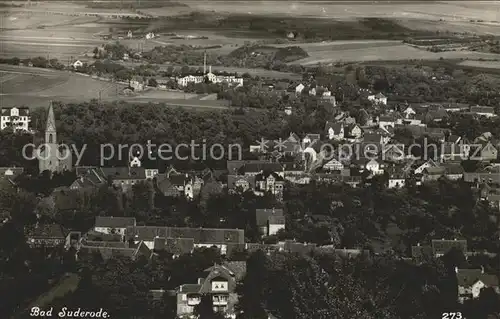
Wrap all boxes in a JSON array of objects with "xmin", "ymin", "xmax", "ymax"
[
  {"xmin": 170, "ymin": 0, "xmax": 500, "ymax": 23},
  {"xmin": 0, "ymin": 64, "xmax": 229, "ymax": 109},
  {"xmin": 291, "ymin": 43, "xmax": 500, "ymax": 65},
  {"xmin": 0, "ymin": 64, "xmax": 126, "ymax": 107},
  {"xmin": 458, "ymin": 60, "xmax": 500, "ymax": 70}
]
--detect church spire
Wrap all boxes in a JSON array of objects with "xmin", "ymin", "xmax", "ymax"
[{"xmin": 45, "ymin": 101, "xmax": 56, "ymax": 132}]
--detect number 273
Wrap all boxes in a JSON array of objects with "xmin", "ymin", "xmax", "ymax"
[{"xmin": 442, "ymin": 313, "xmax": 462, "ymax": 319}]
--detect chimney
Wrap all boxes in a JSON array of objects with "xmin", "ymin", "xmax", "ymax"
[
  {"xmin": 209, "ymin": 65, "xmax": 212, "ymax": 74},
  {"xmin": 481, "ymin": 266, "xmax": 484, "ymax": 274},
  {"xmin": 454, "ymin": 267, "xmax": 458, "ymax": 274},
  {"xmin": 203, "ymin": 51, "xmax": 207, "ymax": 75}
]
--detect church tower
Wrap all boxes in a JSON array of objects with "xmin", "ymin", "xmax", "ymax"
[{"xmin": 38, "ymin": 102, "xmax": 73, "ymax": 174}]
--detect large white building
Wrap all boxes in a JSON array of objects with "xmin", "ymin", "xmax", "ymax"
[
  {"xmin": 1, "ymin": 107, "xmax": 31, "ymax": 131},
  {"xmin": 177, "ymin": 68, "xmax": 243, "ymax": 87}
]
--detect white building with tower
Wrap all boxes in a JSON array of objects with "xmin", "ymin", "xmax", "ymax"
[{"xmin": 176, "ymin": 53, "xmax": 244, "ymax": 87}]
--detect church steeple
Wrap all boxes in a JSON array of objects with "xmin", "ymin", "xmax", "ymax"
[{"xmin": 45, "ymin": 101, "xmax": 56, "ymax": 144}]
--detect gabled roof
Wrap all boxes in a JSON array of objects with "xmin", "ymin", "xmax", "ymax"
[
  {"xmin": 79, "ymin": 240, "xmax": 152, "ymax": 261},
  {"xmin": 456, "ymin": 269, "xmax": 499, "ymax": 287},
  {"xmin": 324, "ymin": 121, "xmax": 343, "ymax": 135},
  {"xmin": 1, "ymin": 107, "xmax": 30, "ymax": 117},
  {"xmin": 363, "ymin": 133, "xmax": 384, "ymax": 143},
  {"xmin": 431, "ymin": 239, "xmax": 467, "ymax": 255},
  {"xmin": 95, "ymin": 216, "xmax": 136, "ymax": 229},
  {"xmin": 227, "ymin": 175, "xmax": 256, "ymax": 190},
  {"xmin": 470, "ymin": 105, "xmax": 495, "ymax": 114},
  {"xmin": 126, "ymin": 226, "xmax": 245, "ymax": 244},
  {"xmin": 153, "ymin": 237, "xmax": 194, "ymax": 255},
  {"xmin": 423, "ymin": 167, "xmax": 446, "ymax": 175},
  {"xmin": 82, "ymin": 240, "xmax": 128, "ymax": 248},
  {"xmin": 25, "ymin": 223, "xmax": 66, "ymax": 239},
  {"xmin": 255, "ymin": 208, "xmax": 284, "ymax": 227},
  {"xmin": 443, "ymin": 164, "xmax": 464, "ymax": 175},
  {"xmin": 255, "ymin": 171, "xmax": 284, "ymax": 182},
  {"xmin": 100, "ymin": 167, "xmax": 146, "ymax": 180}
]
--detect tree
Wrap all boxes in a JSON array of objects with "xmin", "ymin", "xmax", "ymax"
[{"xmin": 148, "ymin": 78, "xmax": 158, "ymax": 87}]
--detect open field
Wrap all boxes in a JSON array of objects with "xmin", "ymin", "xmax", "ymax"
[
  {"xmin": 144, "ymin": 1, "xmax": 500, "ymax": 24},
  {"xmin": 458, "ymin": 60, "xmax": 500, "ymax": 70},
  {"xmin": 289, "ymin": 42, "xmax": 500, "ymax": 65},
  {"xmin": 0, "ymin": 64, "xmax": 126, "ymax": 107},
  {"xmin": 0, "ymin": 64, "xmax": 230, "ymax": 108}
]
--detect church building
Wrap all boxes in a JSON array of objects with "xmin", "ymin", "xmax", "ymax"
[{"xmin": 38, "ymin": 103, "xmax": 72, "ymax": 174}]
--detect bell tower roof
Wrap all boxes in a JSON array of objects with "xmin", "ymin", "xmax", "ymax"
[{"xmin": 45, "ymin": 102, "xmax": 56, "ymax": 132}]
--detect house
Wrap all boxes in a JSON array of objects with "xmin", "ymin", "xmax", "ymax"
[
  {"xmin": 308, "ymin": 87, "xmax": 316, "ymax": 96},
  {"xmin": 402, "ymin": 106, "xmax": 416, "ymax": 118},
  {"xmin": 443, "ymin": 164, "xmax": 464, "ymax": 180},
  {"xmin": 470, "ymin": 105, "xmax": 496, "ymax": 118},
  {"xmin": 456, "ymin": 268, "xmax": 500, "ymax": 303},
  {"xmin": 177, "ymin": 75, "xmax": 204, "ymax": 87},
  {"xmin": 382, "ymin": 144, "xmax": 405, "ymax": 162},
  {"xmin": 206, "ymin": 71, "xmax": 244, "ymax": 87},
  {"xmin": 284, "ymin": 106, "xmax": 292, "ymax": 115},
  {"xmin": 443, "ymin": 103, "xmax": 469, "ymax": 113},
  {"xmin": 227, "ymin": 175, "xmax": 255, "ymax": 193},
  {"xmin": 255, "ymin": 208, "xmax": 285, "ymax": 236},
  {"xmin": 440, "ymin": 143, "xmax": 469, "ymax": 163},
  {"xmin": 24, "ymin": 223, "xmax": 67, "ymax": 248},
  {"xmin": 156, "ymin": 173, "xmax": 198, "ymax": 199},
  {"xmin": 0, "ymin": 167, "xmax": 24, "ymax": 187},
  {"xmin": 368, "ymin": 93, "xmax": 387, "ymax": 105},
  {"xmin": 130, "ymin": 76, "xmax": 145, "ymax": 91},
  {"xmin": 100, "ymin": 167, "xmax": 148, "ymax": 192},
  {"xmin": 414, "ymin": 159, "xmax": 440, "ymax": 174},
  {"xmin": 94, "ymin": 216, "xmax": 136, "ymax": 236},
  {"xmin": 422, "ymin": 167, "xmax": 445, "ymax": 182},
  {"xmin": 72, "ymin": 60, "xmax": 83, "ymax": 69},
  {"xmin": 378, "ymin": 115, "xmax": 395, "ymax": 128},
  {"xmin": 345, "ymin": 123, "xmax": 362, "ymax": 139},
  {"xmin": 353, "ymin": 158, "xmax": 383, "ymax": 175},
  {"xmin": 323, "ymin": 158, "xmax": 344, "ymax": 171},
  {"xmin": 325, "ymin": 122, "xmax": 344, "ymax": 140},
  {"xmin": 431, "ymin": 239, "xmax": 467, "ymax": 257},
  {"xmin": 227, "ymin": 160, "xmax": 283, "ymax": 176},
  {"xmin": 145, "ymin": 32, "xmax": 155, "ymax": 39},
  {"xmin": 302, "ymin": 133, "xmax": 320, "ymax": 146},
  {"xmin": 363, "ymin": 133, "xmax": 384, "ymax": 145},
  {"xmin": 255, "ymin": 171, "xmax": 285, "ymax": 199},
  {"xmin": 153, "ymin": 237, "xmax": 195, "ymax": 256},
  {"xmin": 127, "ymin": 30, "xmax": 133, "ymax": 38},
  {"xmin": 479, "ymin": 142, "xmax": 498, "ymax": 161},
  {"xmin": 175, "ymin": 262, "xmax": 246, "ymax": 317},
  {"xmin": 79, "ymin": 240, "xmax": 152, "ymax": 261},
  {"xmin": 125, "ymin": 226, "xmax": 245, "ymax": 255},
  {"xmin": 295, "ymin": 83, "xmax": 305, "ymax": 94},
  {"xmin": 0, "ymin": 107, "xmax": 31, "ymax": 131},
  {"xmin": 388, "ymin": 175, "xmax": 405, "ymax": 188}
]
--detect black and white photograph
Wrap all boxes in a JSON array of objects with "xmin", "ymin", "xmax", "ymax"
[{"xmin": 0, "ymin": 0, "xmax": 500, "ymax": 318}]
